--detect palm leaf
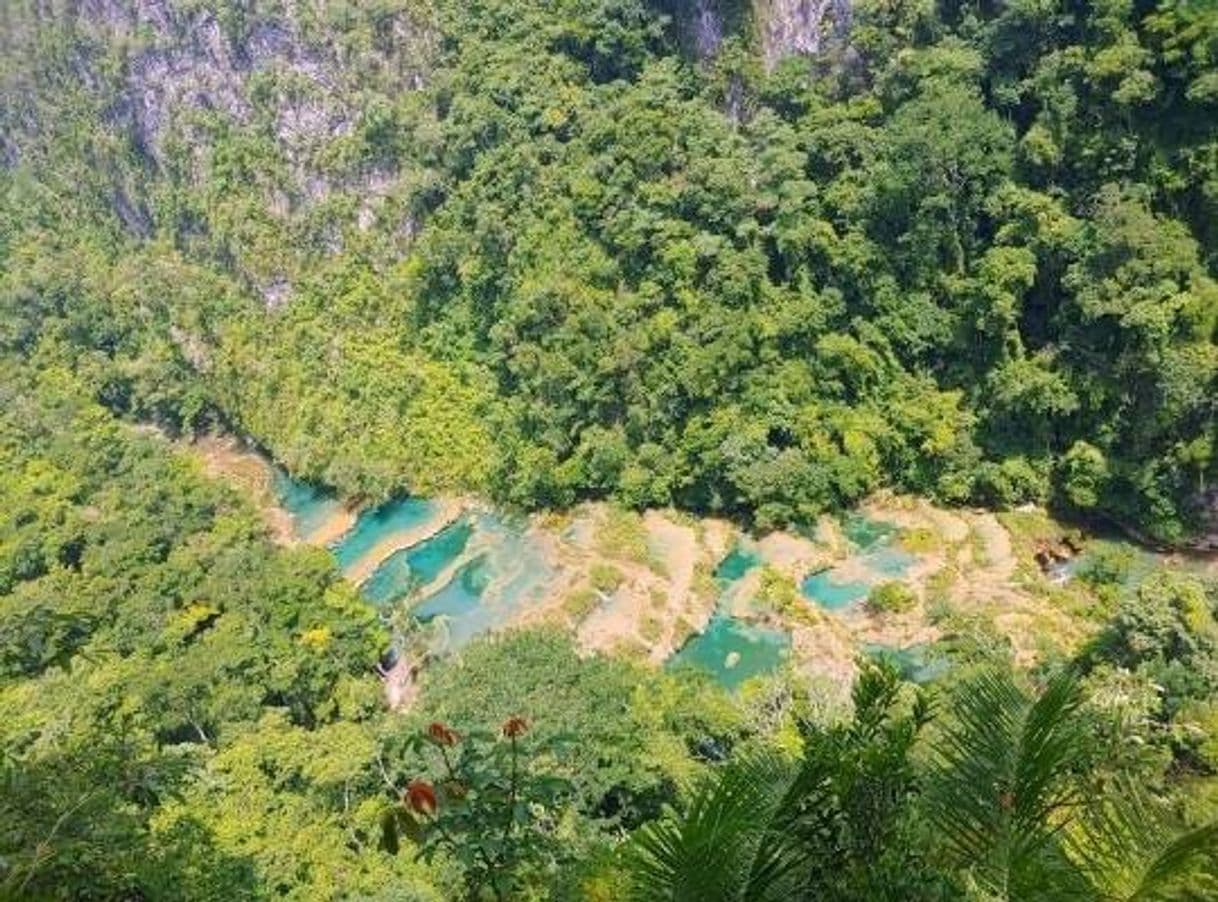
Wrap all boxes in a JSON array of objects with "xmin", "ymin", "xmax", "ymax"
[
  {"xmin": 1066, "ymin": 774, "xmax": 1218, "ymax": 901},
  {"xmin": 744, "ymin": 741, "xmax": 845, "ymax": 898},
  {"xmin": 626, "ymin": 751, "xmax": 798, "ymax": 902},
  {"xmin": 1126, "ymin": 820, "xmax": 1218, "ymax": 900},
  {"xmin": 923, "ymin": 667, "xmax": 1093, "ymax": 898},
  {"xmin": 748, "ymin": 659, "xmax": 925, "ymax": 898}
]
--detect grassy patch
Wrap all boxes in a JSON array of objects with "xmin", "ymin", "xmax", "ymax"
[
  {"xmin": 998, "ymin": 509, "xmax": 1066, "ymax": 546},
  {"xmin": 925, "ymin": 595, "xmax": 956, "ymax": 626},
  {"xmin": 610, "ymin": 637, "xmax": 651, "ymax": 662},
  {"xmin": 866, "ymin": 581, "xmax": 917, "ymax": 615},
  {"xmin": 589, "ymin": 562, "xmax": 625, "ymax": 593},
  {"xmin": 536, "ymin": 509, "xmax": 574, "ymax": 532},
  {"xmin": 596, "ymin": 506, "xmax": 650, "ymax": 564},
  {"xmin": 562, "ymin": 585, "xmax": 600, "ymax": 622},
  {"xmin": 667, "ymin": 509, "xmax": 700, "ymax": 530},
  {"xmin": 639, "ymin": 616, "xmax": 664, "ymax": 644},
  {"xmin": 672, "ymin": 616, "xmax": 695, "ymax": 646},
  {"xmin": 967, "ymin": 526, "xmax": 989, "ymax": 567},
  {"xmin": 755, "ymin": 565, "xmax": 817, "ymax": 626},
  {"xmin": 998, "ymin": 510, "xmax": 1085, "ymax": 574},
  {"xmin": 932, "ymin": 607, "xmax": 1013, "ymax": 665},
  {"xmin": 899, "ymin": 527, "xmax": 939, "ymax": 554},
  {"xmin": 691, "ymin": 562, "xmax": 716, "ymax": 603},
  {"xmin": 925, "ymin": 564, "xmax": 959, "ymax": 608}
]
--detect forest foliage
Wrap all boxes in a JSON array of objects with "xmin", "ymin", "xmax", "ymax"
[
  {"xmin": 1, "ymin": 0, "xmax": 1215, "ymax": 539},
  {"xmin": 2, "ymin": 0, "xmax": 1218, "ymax": 898}
]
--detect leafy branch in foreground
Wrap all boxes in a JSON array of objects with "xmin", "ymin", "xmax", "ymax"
[
  {"xmin": 925, "ymin": 668, "xmax": 1218, "ymax": 901},
  {"xmin": 381, "ymin": 717, "xmax": 576, "ymax": 900}
]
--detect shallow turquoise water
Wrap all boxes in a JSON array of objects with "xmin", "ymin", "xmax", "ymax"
[
  {"xmin": 361, "ymin": 519, "xmax": 474, "ymax": 606},
  {"xmin": 801, "ymin": 570, "xmax": 869, "ymax": 610},
  {"xmin": 271, "ymin": 469, "xmax": 347, "ymax": 541},
  {"xmin": 405, "ymin": 519, "xmax": 474, "ymax": 585},
  {"xmin": 863, "ymin": 643, "xmax": 949, "ymax": 684},
  {"xmin": 669, "ymin": 616, "xmax": 790, "ymax": 691},
  {"xmin": 413, "ymin": 555, "xmax": 493, "ymax": 645},
  {"xmin": 801, "ymin": 517, "xmax": 916, "ymax": 610},
  {"xmin": 331, "ymin": 498, "xmax": 437, "ymax": 573},
  {"xmin": 361, "ymin": 551, "xmax": 417, "ymax": 607},
  {"xmin": 865, "ymin": 547, "xmax": 916, "ymax": 578},
  {"xmin": 841, "ymin": 513, "xmax": 898, "ymax": 550},
  {"xmin": 715, "ymin": 545, "xmax": 760, "ymax": 583},
  {"xmin": 407, "ymin": 512, "xmax": 557, "ymax": 651}
]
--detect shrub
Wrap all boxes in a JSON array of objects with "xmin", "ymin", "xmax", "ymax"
[
  {"xmin": 900, "ymin": 527, "xmax": 939, "ymax": 553},
  {"xmin": 589, "ymin": 563, "xmax": 625, "ymax": 593},
  {"xmin": 867, "ymin": 581, "xmax": 917, "ymax": 615},
  {"xmin": 755, "ymin": 566, "xmax": 816, "ymax": 625},
  {"xmin": 639, "ymin": 616, "xmax": 663, "ymax": 644},
  {"xmin": 563, "ymin": 586, "xmax": 600, "ymax": 622},
  {"xmin": 596, "ymin": 507, "xmax": 649, "ymax": 564}
]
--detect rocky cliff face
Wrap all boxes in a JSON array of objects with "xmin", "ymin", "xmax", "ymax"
[
  {"xmin": 673, "ymin": 0, "xmax": 852, "ymax": 69},
  {"xmin": 2, "ymin": 0, "xmax": 439, "ymax": 302},
  {"xmin": 77, "ymin": 0, "xmax": 435, "ymax": 187},
  {"xmin": 5, "ymin": 0, "xmax": 855, "ymax": 301},
  {"xmin": 754, "ymin": 0, "xmax": 851, "ymax": 69},
  {"xmin": 692, "ymin": 0, "xmax": 726, "ymax": 58}
]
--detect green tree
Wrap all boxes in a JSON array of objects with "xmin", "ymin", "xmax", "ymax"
[{"xmin": 626, "ymin": 664, "xmax": 1218, "ymax": 900}]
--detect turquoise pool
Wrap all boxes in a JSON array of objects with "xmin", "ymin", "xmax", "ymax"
[
  {"xmin": 801, "ymin": 513, "xmax": 915, "ymax": 611},
  {"xmin": 270, "ymin": 469, "xmax": 348, "ymax": 541},
  {"xmin": 361, "ymin": 519, "xmax": 474, "ymax": 606},
  {"xmin": 331, "ymin": 498, "xmax": 437, "ymax": 574},
  {"xmin": 841, "ymin": 513, "xmax": 899, "ymax": 550},
  {"xmin": 669, "ymin": 616, "xmax": 790, "ymax": 691},
  {"xmin": 801, "ymin": 569, "xmax": 869, "ymax": 610},
  {"xmin": 715, "ymin": 544, "xmax": 760, "ymax": 583},
  {"xmin": 404, "ymin": 513, "xmax": 557, "ymax": 651}
]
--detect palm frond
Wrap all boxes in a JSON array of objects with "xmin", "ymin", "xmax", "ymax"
[
  {"xmin": 744, "ymin": 741, "xmax": 844, "ymax": 898},
  {"xmin": 1126, "ymin": 820, "xmax": 1218, "ymax": 901},
  {"xmin": 749, "ymin": 658, "xmax": 925, "ymax": 897},
  {"xmin": 1065, "ymin": 774, "xmax": 1163, "ymax": 898},
  {"xmin": 626, "ymin": 752, "xmax": 797, "ymax": 902},
  {"xmin": 923, "ymin": 667, "xmax": 1091, "ymax": 898},
  {"xmin": 1067, "ymin": 775, "xmax": 1218, "ymax": 902}
]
